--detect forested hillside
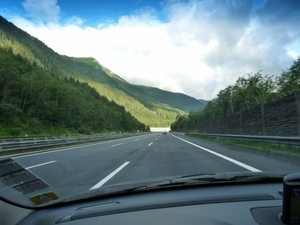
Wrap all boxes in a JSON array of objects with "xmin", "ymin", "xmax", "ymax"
[
  {"xmin": 0, "ymin": 16, "xmax": 207, "ymax": 127},
  {"xmin": 0, "ymin": 48, "xmax": 147, "ymax": 136},
  {"xmin": 171, "ymin": 58, "xmax": 300, "ymax": 130}
]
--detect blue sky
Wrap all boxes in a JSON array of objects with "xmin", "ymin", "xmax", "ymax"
[
  {"xmin": 1, "ymin": 0, "xmax": 167, "ymax": 25},
  {"xmin": 1, "ymin": 0, "xmax": 300, "ymax": 100}
]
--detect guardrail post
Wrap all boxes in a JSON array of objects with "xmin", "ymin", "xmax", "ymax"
[
  {"xmin": 227, "ymin": 115, "xmax": 229, "ymax": 134},
  {"xmin": 261, "ymin": 103, "xmax": 265, "ymax": 136},
  {"xmin": 240, "ymin": 111, "xmax": 243, "ymax": 135},
  {"xmin": 296, "ymin": 92, "xmax": 300, "ymax": 136},
  {"xmin": 218, "ymin": 117, "xmax": 220, "ymax": 134}
]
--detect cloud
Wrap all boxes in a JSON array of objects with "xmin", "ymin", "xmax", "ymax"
[
  {"xmin": 66, "ymin": 16, "xmax": 84, "ymax": 26},
  {"xmin": 6, "ymin": 0, "xmax": 300, "ymax": 100},
  {"xmin": 21, "ymin": 0, "xmax": 60, "ymax": 23}
]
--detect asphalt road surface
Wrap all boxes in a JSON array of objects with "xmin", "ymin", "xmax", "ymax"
[{"xmin": 7, "ymin": 132, "xmax": 300, "ymax": 199}]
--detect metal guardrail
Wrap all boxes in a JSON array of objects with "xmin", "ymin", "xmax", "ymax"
[
  {"xmin": 0, "ymin": 133, "xmax": 145, "ymax": 152},
  {"xmin": 188, "ymin": 133, "xmax": 300, "ymax": 146}
]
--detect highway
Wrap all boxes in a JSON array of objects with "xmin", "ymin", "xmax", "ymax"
[{"xmin": 7, "ymin": 132, "xmax": 300, "ymax": 200}]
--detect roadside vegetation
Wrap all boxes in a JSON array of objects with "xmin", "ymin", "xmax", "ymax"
[
  {"xmin": 172, "ymin": 57, "xmax": 300, "ymax": 130},
  {"xmin": 0, "ymin": 48, "xmax": 148, "ymax": 136}
]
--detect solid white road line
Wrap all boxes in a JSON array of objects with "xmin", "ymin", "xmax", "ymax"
[
  {"xmin": 148, "ymin": 142, "xmax": 153, "ymax": 146},
  {"xmin": 90, "ymin": 161, "xmax": 130, "ymax": 190},
  {"xmin": 25, "ymin": 160, "xmax": 56, "ymax": 169},
  {"xmin": 170, "ymin": 134, "xmax": 261, "ymax": 172},
  {"xmin": 111, "ymin": 143, "xmax": 123, "ymax": 147}
]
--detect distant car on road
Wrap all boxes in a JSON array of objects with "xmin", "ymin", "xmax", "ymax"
[{"xmin": 163, "ymin": 131, "xmax": 167, "ymax": 134}]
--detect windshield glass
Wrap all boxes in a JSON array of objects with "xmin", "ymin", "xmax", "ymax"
[{"xmin": 0, "ymin": 0, "xmax": 300, "ymax": 208}]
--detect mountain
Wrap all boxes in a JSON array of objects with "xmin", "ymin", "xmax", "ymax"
[
  {"xmin": 0, "ymin": 47, "xmax": 147, "ymax": 136},
  {"xmin": 0, "ymin": 16, "xmax": 207, "ymax": 127}
]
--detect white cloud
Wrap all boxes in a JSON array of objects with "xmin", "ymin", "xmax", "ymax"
[
  {"xmin": 8, "ymin": 0, "xmax": 300, "ymax": 100},
  {"xmin": 21, "ymin": 0, "xmax": 60, "ymax": 23},
  {"xmin": 287, "ymin": 51, "xmax": 299, "ymax": 60},
  {"xmin": 66, "ymin": 16, "xmax": 84, "ymax": 26}
]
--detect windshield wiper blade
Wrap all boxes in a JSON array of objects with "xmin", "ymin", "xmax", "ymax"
[
  {"xmin": 129, "ymin": 174, "xmax": 225, "ymax": 191},
  {"xmin": 64, "ymin": 172, "xmax": 286, "ymax": 204},
  {"xmin": 132, "ymin": 172, "xmax": 286, "ymax": 191},
  {"xmin": 131, "ymin": 172, "xmax": 284, "ymax": 192},
  {"xmin": 173, "ymin": 172, "xmax": 285, "ymax": 184}
]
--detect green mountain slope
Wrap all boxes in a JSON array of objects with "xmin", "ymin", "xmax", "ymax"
[
  {"xmin": 0, "ymin": 16, "xmax": 207, "ymax": 126},
  {"xmin": 0, "ymin": 48, "xmax": 147, "ymax": 136}
]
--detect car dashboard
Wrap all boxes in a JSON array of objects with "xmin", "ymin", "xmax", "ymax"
[{"xmin": 1, "ymin": 181, "xmax": 287, "ymax": 225}]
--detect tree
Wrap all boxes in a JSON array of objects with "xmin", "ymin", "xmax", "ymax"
[
  {"xmin": 0, "ymin": 47, "xmax": 147, "ymax": 136},
  {"xmin": 276, "ymin": 58, "xmax": 300, "ymax": 97}
]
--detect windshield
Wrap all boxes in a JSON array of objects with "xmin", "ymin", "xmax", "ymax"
[{"xmin": 0, "ymin": 0, "xmax": 300, "ymax": 208}]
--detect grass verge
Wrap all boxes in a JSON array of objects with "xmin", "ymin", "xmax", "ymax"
[{"xmin": 186, "ymin": 134, "xmax": 300, "ymax": 157}]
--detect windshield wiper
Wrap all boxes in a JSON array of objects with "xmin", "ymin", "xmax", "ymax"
[
  {"xmin": 175, "ymin": 171, "xmax": 286, "ymax": 184},
  {"xmin": 63, "ymin": 172, "xmax": 286, "ymax": 204},
  {"xmin": 130, "ymin": 172, "xmax": 286, "ymax": 192}
]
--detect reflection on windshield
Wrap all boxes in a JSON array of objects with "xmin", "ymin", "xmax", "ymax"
[{"xmin": 0, "ymin": 159, "xmax": 60, "ymax": 206}]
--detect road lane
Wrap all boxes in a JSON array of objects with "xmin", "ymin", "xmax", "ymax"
[
  {"xmin": 11, "ymin": 133, "xmax": 161, "ymax": 196},
  {"xmin": 7, "ymin": 132, "xmax": 300, "ymax": 198},
  {"xmin": 104, "ymin": 132, "xmax": 255, "ymax": 185},
  {"xmin": 170, "ymin": 133, "xmax": 261, "ymax": 172},
  {"xmin": 171, "ymin": 133, "xmax": 300, "ymax": 172}
]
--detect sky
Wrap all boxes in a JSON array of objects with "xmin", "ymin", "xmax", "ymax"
[{"xmin": 1, "ymin": 0, "xmax": 300, "ymax": 100}]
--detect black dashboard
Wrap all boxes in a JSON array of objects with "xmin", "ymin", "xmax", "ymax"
[{"xmin": 1, "ymin": 182, "xmax": 288, "ymax": 225}]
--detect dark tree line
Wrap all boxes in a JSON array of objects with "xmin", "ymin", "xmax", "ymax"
[
  {"xmin": 171, "ymin": 57, "xmax": 300, "ymax": 131},
  {"xmin": 0, "ymin": 48, "xmax": 147, "ymax": 136}
]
